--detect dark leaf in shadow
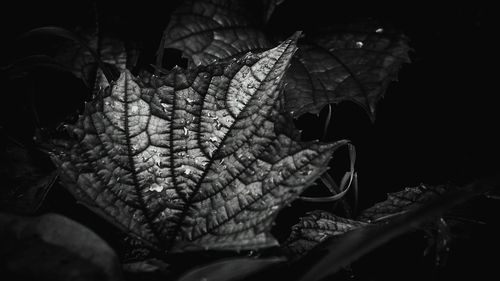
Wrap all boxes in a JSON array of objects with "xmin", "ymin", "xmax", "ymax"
[
  {"xmin": 0, "ymin": 212, "xmax": 122, "ymax": 281},
  {"xmin": 177, "ymin": 256, "xmax": 285, "ymax": 281},
  {"xmin": 295, "ymin": 177, "xmax": 499, "ymax": 281},
  {"xmin": 20, "ymin": 26, "xmax": 118, "ymax": 84},
  {"xmin": 0, "ymin": 137, "xmax": 57, "ymax": 214}
]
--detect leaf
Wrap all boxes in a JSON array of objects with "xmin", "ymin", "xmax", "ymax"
[
  {"xmin": 163, "ymin": 0, "xmax": 273, "ymax": 66},
  {"xmin": 21, "ymin": 26, "xmax": 118, "ymax": 83},
  {"xmin": 283, "ymin": 210, "xmax": 365, "ymax": 258},
  {"xmin": 177, "ymin": 257, "xmax": 285, "ymax": 281},
  {"xmin": 296, "ymin": 177, "xmax": 499, "ymax": 281},
  {"xmin": 357, "ymin": 184, "xmax": 449, "ymax": 222},
  {"xmin": 0, "ymin": 137, "xmax": 57, "ymax": 214},
  {"xmin": 53, "ymin": 28, "xmax": 136, "ymax": 91},
  {"xmin": 51, "ymin": 34, "xmax": 349, "ymax": 253},
  {"xmin": 0, "ymin": 213, "xmax": 122, "ymax": 281},
  {"xmin": 284, "ymin": 24, "xmax": 411, "ymax": 120}
]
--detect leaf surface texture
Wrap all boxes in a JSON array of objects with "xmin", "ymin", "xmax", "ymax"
[{"xmin": 53, "ymin": 35, "xmax": 347, "ymax": 253}]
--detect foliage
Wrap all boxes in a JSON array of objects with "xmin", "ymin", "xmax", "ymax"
[{"xmin": 0, "ymin": 1, "xmax": 496, "ymax": 281}]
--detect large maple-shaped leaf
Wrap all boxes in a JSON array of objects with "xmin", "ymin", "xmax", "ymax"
[
  {"xmin": 163, "ymin": 0, "xmax": 273, "ymax": 66},
  {"xmin": 285, "ymin": 25, "xmax": 411, "ymax": 119},
  {"xmin": 51, "ymin": 34, "xmax": 348, "ymax": 253}
]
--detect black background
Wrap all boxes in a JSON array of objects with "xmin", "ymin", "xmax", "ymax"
[{"xmin": 1, "ymin": 1, "xmax": 498, "ymax": 280}]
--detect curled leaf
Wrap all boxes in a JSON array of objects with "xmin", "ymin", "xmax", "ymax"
[
  {"xmin": 163, "ymin": 0, "xmax": 273, "ymax": 66},
  {"xmin": 0, "ymin": 213, "xmax": 122, "ymax": 281},
  {"xmin": 284, "ymin": 24, "xmax": 411, "ymax": 120},
  {"xmin": 51, "ymin": 34, "xmax": 349, "ymax": 253}
]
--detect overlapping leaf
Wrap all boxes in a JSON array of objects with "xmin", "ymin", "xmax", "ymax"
[
  {"xmin": 163, "ymin": 0, "xmax": 273, "ymax": 66},
  {"xmin": 51, "ymin": 34, "xmax": 349, "ymax": 253},
  {"xmin": 285, "ymin": 25, "xmax": 411, "ymax": 119}
]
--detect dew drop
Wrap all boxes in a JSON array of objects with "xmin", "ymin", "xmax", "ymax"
[
  {"xmin": 215, "ymin": 121, "xmax": 222, "ymax": 130},
  {"xmin": 355, "ymin": 41, "xmax": 364, "ymax": 48},
  {"xmin": 149, "ymin": 183, "xmax": 164, "ymax": 192},
  {"xmin": 375, "ymin": 28, "xmax": 384, "ymax": 33}
]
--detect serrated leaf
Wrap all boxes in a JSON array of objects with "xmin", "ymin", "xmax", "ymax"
[
  {"xmin": 0, "ymin": 213, "xmax": 122, "ymax": 281},
  {"xmin": 283, "ymin": 210, "xmax": 365, "ymax": 258},
  {"xmin": 358, "ymin": 184, "xmax": 449, "ymax": 222},
  {"xmin": 284, "ymin": 24, "xmax": 411, "ymax": 120},
  {"xmin": 177, "ymin": 257, "xmax": 285, "ymax": 281},
  {"xmin": 163, "ymin": 0, "xmax": 273, "ymax": 66},
  {"xmin": 51, "ymin": 34, "xmax": 349, "ymax": 253},
  {"xmin": 295, "ymin": 178, "xmax": 499, "ymax": 281}
]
